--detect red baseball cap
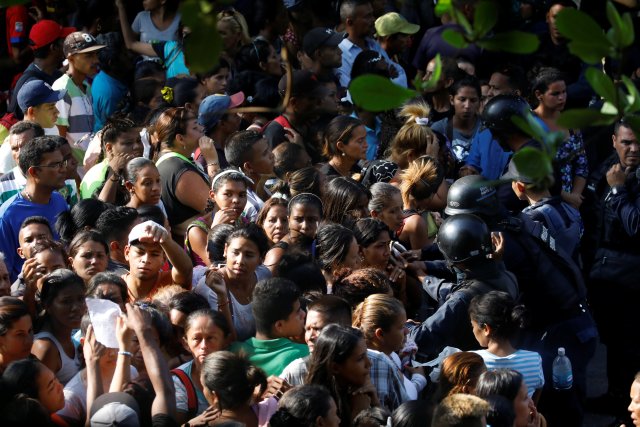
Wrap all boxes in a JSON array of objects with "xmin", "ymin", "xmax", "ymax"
[{"xmin": 29, "ymin": 20, "xmax": 76, "ymax": 50}]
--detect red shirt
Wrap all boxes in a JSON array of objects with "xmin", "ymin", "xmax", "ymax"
[{"xmin": 5, "ymin": 5, "xmax": 29, "ymax": 58}]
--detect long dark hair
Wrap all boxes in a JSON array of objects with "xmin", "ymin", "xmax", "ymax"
[
  {"xmin": 475, "ymin": 368, "xmax": 524, "ymax": 402},
  {"xmin": 201, "ymin": 351, "xmax": 267, "ymax": 410},
  {"xmin": 305, "ymin": 324, "xmax": 364, "ymax": 427},
  {"xmin": 269, "ymin": 384, "xmax": 334, "ymax": 427}
]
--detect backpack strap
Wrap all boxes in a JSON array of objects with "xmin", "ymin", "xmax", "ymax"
[{"xmin": 171, "ymin": 368, "xmax": 198, "ymax": 418}]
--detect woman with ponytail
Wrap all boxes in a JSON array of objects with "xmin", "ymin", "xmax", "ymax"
[
  {"xmin": 389, "ymin": 103, "xmax": 441, "ymax": 170},
  {"xmin": 200, "ymin": 351, "xmax": 276, "ymax": 426},
  {"xmin": 397, "ymin": 156, "xmax": 448, "ymax": 250},
  {"xmin": 469, "ymin": 291, "xmax": 544, "ymax": 401},
  {"xmin": 353, "ymin": 294, "xmax": 426, "ymax": 407},
  {"xmin": 269, "ymin": 384, "xmax": 340, "ymax": 427}
]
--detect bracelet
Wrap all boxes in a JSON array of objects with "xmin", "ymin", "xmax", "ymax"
[
  {"xmin": 207, "ymin": 161, "xmax": 219, "ymax": 166},
  {"xmin": 118, "ymin": 351, "xmax": 133, "ymax": 357},
  {"xmin": 218, "ymin": 299, "xmax": 231, "ymax": 308}
]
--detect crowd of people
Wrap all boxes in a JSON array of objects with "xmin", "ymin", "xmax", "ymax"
[{"xmin": 0, "ymin": 0, "xmax": 639, "ymax": 426}]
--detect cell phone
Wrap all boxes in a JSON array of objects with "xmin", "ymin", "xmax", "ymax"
[{"xmin": 392, "ymin": 241, "xmax": 408, "ymax": 254}]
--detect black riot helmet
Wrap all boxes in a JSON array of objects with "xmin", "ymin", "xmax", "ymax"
[
  {"xmin": 437, "ymin": 213, "xmax": 493, "ymax": 264},
  {"xmin": 482, "ymin": 95, "xmax": 531, "ymax": 136},
  {"xmin": 445, "ymin": 175, "xmax": 500, "ymax": 218}
]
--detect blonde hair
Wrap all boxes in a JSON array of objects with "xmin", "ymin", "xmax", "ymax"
[
  {"xmin": 352, "ymin": 293, "xmax": 405, "ymax": 344},
  {"xmin": 399, "ymin": 156, "xmax": 442, "ymax": 207},
  {"xmin": 389, "ymin": 103, "xmax": 438, "ymax": 168},
  {"xmin": 217, "ymin": 10, "xmax": 251, "ymax": 46}
]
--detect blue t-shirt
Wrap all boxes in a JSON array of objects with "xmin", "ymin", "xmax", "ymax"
[
  {"xmin": 92, "ymin": 71, "xmax": 129, "ymax": 132},
  {"xmin": 465, "ymin": 128, "xmax": 511, "ymax": 180},
  {"xmin": 0, "ymin": 192, "xmax": 67, "ymax": 282}
]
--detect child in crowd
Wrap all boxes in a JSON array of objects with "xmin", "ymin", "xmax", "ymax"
[
  {"xmin": 353, "ymin": 293, "xmax": 427, "ymax": 407},
  {"xmin": 281, "ymin": 295, "xmax": 353, "ymax": 385},
  {"xmin": 123, "ymin": 220, "xmax": 192, "ymax": 302},
  {"xmin": 230, "ymin": 278, "xmax": 307, "ymax": 376}
]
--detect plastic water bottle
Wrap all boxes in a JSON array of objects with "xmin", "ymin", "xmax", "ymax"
[{"xmin": 552, "ymin": 347, "xmax": 573, "ymax": 390}]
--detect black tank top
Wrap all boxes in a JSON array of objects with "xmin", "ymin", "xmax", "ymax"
[{"xmin": 157, "ymin": 154, "xmax": 209, "ymax": 227}]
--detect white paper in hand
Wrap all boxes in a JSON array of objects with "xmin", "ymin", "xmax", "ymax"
[{"xmin": 86, "ymin": 298, "xmax": 122, "ymax": 348}]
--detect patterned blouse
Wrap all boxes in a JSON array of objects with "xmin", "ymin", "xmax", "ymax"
[{"xmin": 555, "ymin": 129, "xmax": 588, "ymax": 193}]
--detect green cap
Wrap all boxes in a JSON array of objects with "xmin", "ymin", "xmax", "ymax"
[{"xmin": 375, "ymin": 12, "xmax": 420, "ymax": 37}]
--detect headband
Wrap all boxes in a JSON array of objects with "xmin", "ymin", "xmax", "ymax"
[
  {"xmin": 287, "ymin": 192, "xmax": 324, "ymax": 211},
  {"xmin": 211, "ymin": 169, "xmax": 254, "ymax": 188}
]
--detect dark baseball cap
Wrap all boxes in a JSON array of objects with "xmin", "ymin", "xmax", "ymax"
[
  {"xmin": 63, "ymin": 32, "xmax": 105, "ymax": 57},
  {"xmin": 198, "ymin": 92, "xmax": 245, "ymax": 133},
  {"xmin": 278, "ymin": 70, "xmax": 329, "ymax": 98},
  {"xmin": 302, "ymin": 27, "xmax": 345, "ymax": 56},
  {"xmin": 29, "ymin": 20, "xmax": 76, "ymax": 50},
  {"xmin": 17, "ymin": 80, "xmax": 66, "ymax": 112}
]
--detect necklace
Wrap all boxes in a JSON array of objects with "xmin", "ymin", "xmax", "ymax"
[{"xmin": 22, "ymin": 190, "xmax": 33, "ymax": 202}]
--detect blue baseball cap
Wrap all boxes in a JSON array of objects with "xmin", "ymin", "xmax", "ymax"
[
  {"xmin": 17, "ymin": 79, "xmax": 66, "ymax": 113},
  {"xmin": 198, "ymin": 92, "xmax": 245, "ymax": 133}
]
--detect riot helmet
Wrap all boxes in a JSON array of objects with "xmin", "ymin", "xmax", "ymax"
[
  {"xmin": 482, "ymin": 95, "xmax": 531, "ymax": 150},
  {"xmin": 445, "ymin": 175, "xmax": 500, "ymax": 218},
  {"xmin": 437, "ymin": 213, "xmax": 493, "ymax": 265}
]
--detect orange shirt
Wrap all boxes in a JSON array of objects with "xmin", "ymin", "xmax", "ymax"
[{"xmin": 123, "ymin": 270, "xmax": 174, "ymax": 303}]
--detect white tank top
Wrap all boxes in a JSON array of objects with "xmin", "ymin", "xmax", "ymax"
[{"xmin": 34, "ymin": 331, "xmax": 80, "ymax": 385}]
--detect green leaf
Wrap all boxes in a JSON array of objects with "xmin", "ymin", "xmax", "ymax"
[
  {"xmin": 350, "ymin": 75, "xmax": 417, "ymax": 112},
  {"xmin": 622, "ymin": 12, "xmax": 636, "ymax": 46},
  {"xmin": 475, "ymin": 31, "xmax": 539, "ymax": 54},
  {"xmin": 566, "ymin": 41, "xmax": 611, "ymax": 64},
  {"xmin": 555, "ymin": 8, "xmax": 608, "ymax": 45},
  {"xmin": 606, "ymin": 1, "xmax": 634, "ymax": 48},
  {"xmin": 555, "ymin": 8, "xmax": 611, "ymax": 63},
  {"xmin": 473, "ymin": 1, "xmax": 498, "ymax": 39},
  {"xmin": 585, "ymin": 67, "xmax": 618, "ymax": 104},
  {"xmin": 180, "ymin": 0, "xmax": 222, "ymax": 74},
  {"xmin": 601, "ymin": 101, "xmax": 619, "ymax": 115},
  {"xmin": 621, "ymin": 76, "xmax": 640, "ymax": 112},
  {"xmin": 452, "ymin": 8, "xmax": 473, "ymax": 35},
  {"xmin": 557, "ymin": 109, "xmax": 618, "ymax": 129},
  {"xmin": 442, "ymin": 28, "xmax": 468, "ymax": 49},
  {"xmin": 512, "ymin": 112, "xmax": 561, "ymax": 156},
  {"xmin": 415, "ymin": 54, "xmax": 442, "ymax": 93},
  {"xmin": 435, "ymin": 0, "xmax": 452, "ymax": 17},
  {"xmin": 513, "ymin": 147, "xmax": 554, "ymax": 182}
]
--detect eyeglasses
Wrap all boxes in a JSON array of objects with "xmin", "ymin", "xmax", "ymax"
[{"xmin": 35, "ymin": 159, "xmax": 68, "ymax": 169}]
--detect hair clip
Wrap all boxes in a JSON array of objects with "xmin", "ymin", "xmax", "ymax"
[
  {"xmin": 415, "ymin": 117, "xmax": 429, "ymax": 126},
  {"xmin": 161, "ymin": 86, "xmax": 174, "ymax": 103}
]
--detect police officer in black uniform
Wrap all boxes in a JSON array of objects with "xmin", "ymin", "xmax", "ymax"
[
  {"xmin": 582, "ymin": 119, "xmax": 640, "ymax": 420},
  {"xmin": 409, "ymin": 213, "xmax": 518, "ymax": 356},
  {"xmin": 445, "ymin": 174, "xmax": 597, "ymax": 427}
]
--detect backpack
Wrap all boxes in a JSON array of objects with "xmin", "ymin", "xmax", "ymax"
[{"xmin": 171, "ymin": 368, "xmax": 198, "ymax": 419}]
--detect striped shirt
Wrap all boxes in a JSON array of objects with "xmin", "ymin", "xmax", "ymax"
[
  {"xmin": 52, "ymin": 74, "xmax": 94, "ymax": 148},
  {"xmin": 0, "ymin": 166, "xmax": 78, "ymax": 207},
  {"xmin": 473, "ymin": 349, "xmax": 545, "ymax": 397}
]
